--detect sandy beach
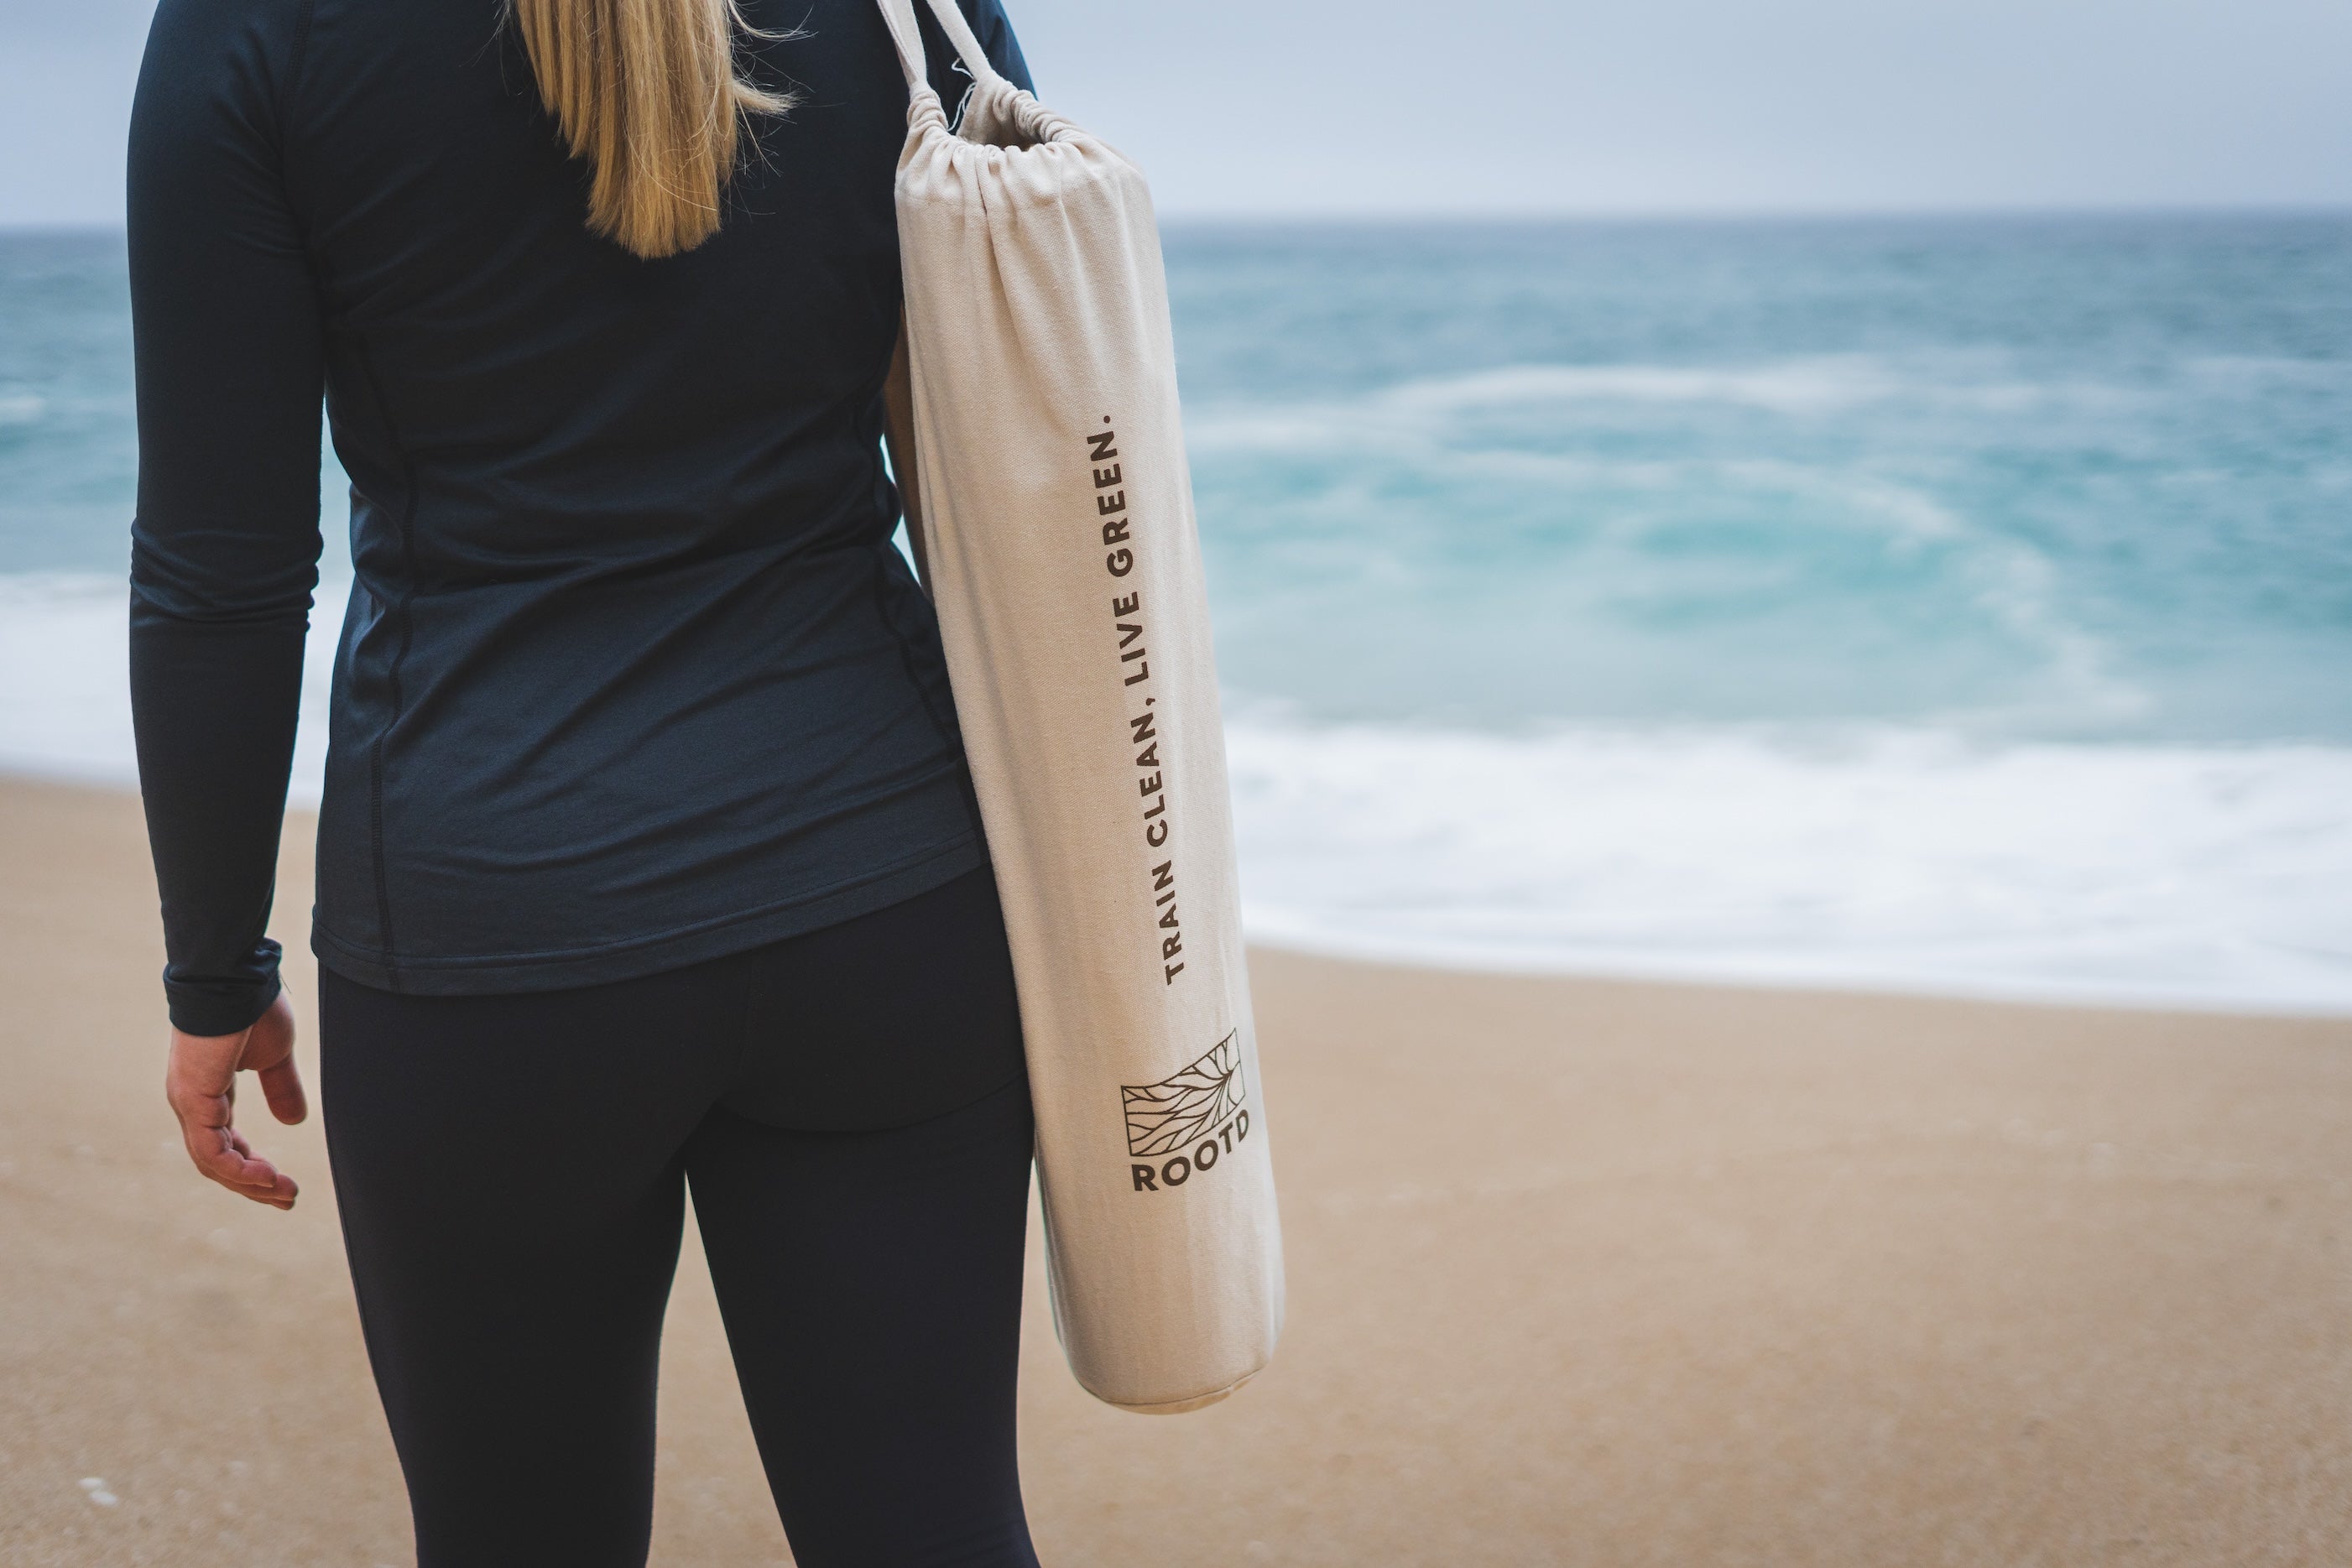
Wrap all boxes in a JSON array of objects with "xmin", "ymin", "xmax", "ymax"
[{"xmin": 3, "ymin": 770, "xmax": 2349, "ymax": 1565}]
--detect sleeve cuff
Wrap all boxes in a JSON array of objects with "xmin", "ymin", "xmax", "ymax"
[{"xmin": 163, "ymin": 944, "xmax": 284, "ymax": 1038}]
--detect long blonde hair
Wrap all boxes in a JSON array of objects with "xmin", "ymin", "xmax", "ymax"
[{"xmin": 510, "ymin": 0, "xmax": 794, "ymax": 259}]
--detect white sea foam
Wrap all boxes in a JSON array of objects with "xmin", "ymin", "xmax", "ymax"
[
  {"xmin": 1182, "ymin": 354, "xmax": 2125, "ymax": 453},
  {"xmin": 1226, "ymin": 712, "xmax": 2352, "ymax": 1014},
  {"xmin": 1378, "ymin": 357, "xmax": 2069, "ymax": 417},
  {"xmin": 0, "ymin": 574, "xmax": 136, "ymax": 786},
  {"xmin": 6, "ymin": 570, "xmax": 2346, "ymax": 1013},
  {"xmin": 0, "ymin": 572, "xmax": 343, "ymax": 804}
]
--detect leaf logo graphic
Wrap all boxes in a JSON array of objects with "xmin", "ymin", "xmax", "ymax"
[{"xmin": 1123, "ymin": 1032, "xmax": 1244, "ymax": 1158}]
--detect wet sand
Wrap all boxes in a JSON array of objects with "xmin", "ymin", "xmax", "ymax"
[{"xmin": 3, "ymin": 772, "xmax": 2348, "ymax": 1565}]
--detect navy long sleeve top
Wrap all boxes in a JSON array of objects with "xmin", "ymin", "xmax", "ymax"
[{"xmin": 128, "ymin": 0, "xmax": 1031, "ymax": 1035}]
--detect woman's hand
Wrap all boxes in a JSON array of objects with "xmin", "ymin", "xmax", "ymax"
[{"xmin": 165, "ymin": 988, "xmax": 306, "ymax": 1210}]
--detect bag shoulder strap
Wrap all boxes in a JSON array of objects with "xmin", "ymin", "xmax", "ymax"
[
  {"xmin": 874, "ymin": 0, "xmax": 1009, "ymax": 94},
  {"xmin": 925, "ymin": 0, "xmax": 1007, "ymax": 90},
  {"xmin": 874, "ymin": 0, "xmax": 926, "ymax": 87}
]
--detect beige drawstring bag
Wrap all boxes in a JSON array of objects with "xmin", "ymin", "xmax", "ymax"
[{"xmin": 874, "ymin": 0, "xmax": 1284, "ymax": 1413}]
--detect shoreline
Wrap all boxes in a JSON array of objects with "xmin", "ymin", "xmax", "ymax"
[
  {"xmin": 8, "ymin": 763, "xmax": 2345, "ymax": 1022},
  {"xmin": 5, "ymin": 771, "xmax": 2351, "ymax": 1564},
  {"xmin": 1241, "ymin": 928, "xmax": 2352, "ymax": 1022}
]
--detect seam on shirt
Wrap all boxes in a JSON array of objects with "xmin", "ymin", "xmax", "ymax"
[
  {"xmin": 347, "ymin": 336, "xmax": 423, "ymax": 982},
  {"xmin": 868, "ymin": 544, "xmax": 988, "ymax": 835},
  {"xmin": 266, "ymin": 0, "xmax": 320, "ymax": 237},
  {"xmin": 272, "ymin": 0, "xmax": 336, "ymax": 457},
  {"xmin": 870, "ymin": 543, "xmax": 962, "ymax": 744},
  {"xmin": 280, "ymin": 0, "xmax": 316, "ymax": 133}
]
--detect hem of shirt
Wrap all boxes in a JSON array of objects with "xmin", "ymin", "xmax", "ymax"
[{"xmin": 309, "ymin": 833, "xmax": 988, "ymax": 997}]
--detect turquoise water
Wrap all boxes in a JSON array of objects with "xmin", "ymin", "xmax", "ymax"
[
  {"xmin": 0, "ymin": 232, "xmax": 138, "ymax": 575},
  {"xmin": 1168, "ymin": 216, "xmax": 2352, "ymax": 742},
  {"xmin": 4, "ymin": 216, "xmax": 2349, "ymax": 1007}
]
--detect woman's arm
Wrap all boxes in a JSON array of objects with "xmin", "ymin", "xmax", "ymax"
[{"xmin": 128, "ymin": 0, "xmax": 326, "ymax": 1205}]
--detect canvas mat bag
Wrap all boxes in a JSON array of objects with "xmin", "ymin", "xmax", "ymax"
[{"xmin": 872, "ymin": 0, "xmax": 1284, "ymax": 1413}]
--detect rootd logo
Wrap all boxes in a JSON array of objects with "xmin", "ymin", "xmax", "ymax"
[{"xmin": 1123, "ymin": 1032, "xmax": 1251, "ymax": 1192}]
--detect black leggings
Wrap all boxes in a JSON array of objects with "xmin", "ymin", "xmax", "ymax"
[{"xmin": 318, "ymin": 868, "xmax": 1040, "ymax": 1568}]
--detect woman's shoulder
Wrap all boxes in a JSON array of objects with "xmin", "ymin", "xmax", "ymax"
[
  {"xmin": 133, "ymin": 0, "xmax": 318, "ymax": 175},
  {"xmin": 138, "ymin": 0, "xmax": 316, "ymax": 123},
  {"xmin": 143, "ymin": 0, "xmax": 312, "ymax": 56}
]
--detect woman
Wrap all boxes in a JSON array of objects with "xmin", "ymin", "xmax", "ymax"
[{"xmin": 127, "ymin": 0, "xmax": 1042, "ymax": 1560}]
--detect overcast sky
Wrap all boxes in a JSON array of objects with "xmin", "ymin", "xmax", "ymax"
[{"xmin": 4, "ymin": 0, "xmax": 2348, "ymax": 224}]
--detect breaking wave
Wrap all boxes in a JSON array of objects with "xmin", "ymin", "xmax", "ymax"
[{"xmin": 1225, "ymin": 710, "xmax": 2352, "ymax": 1014}]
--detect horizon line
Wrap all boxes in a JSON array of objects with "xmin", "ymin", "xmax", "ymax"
[{"xmin": 5, "ymin": 198, "xmax": 2352, "ymax": 236}]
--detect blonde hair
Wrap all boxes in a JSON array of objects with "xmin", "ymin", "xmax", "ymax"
[{"xmin": 510, "ymin": 0, "xmax": 794, "ymax": 259}]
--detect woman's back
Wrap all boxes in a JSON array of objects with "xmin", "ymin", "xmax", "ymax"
[{"xmin": 129, "ymin": 0, "xmax": 1030, "ymax": 1009}]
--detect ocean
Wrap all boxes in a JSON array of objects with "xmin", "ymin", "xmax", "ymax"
[{"xmin": 3, "ymin": 215, "xmax": 2349, "ymax": 1010}]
